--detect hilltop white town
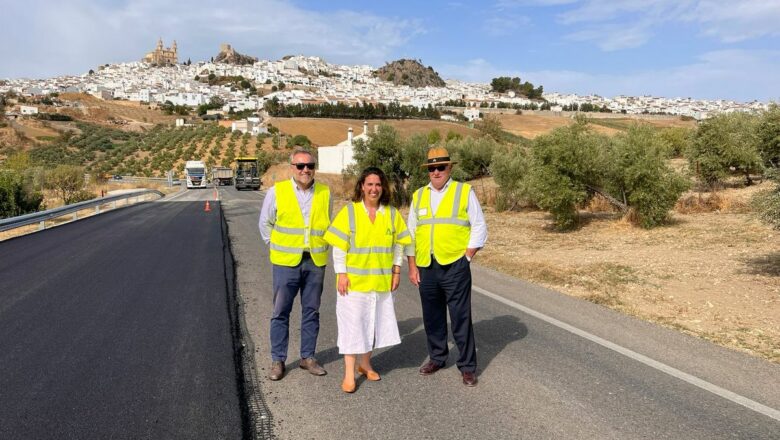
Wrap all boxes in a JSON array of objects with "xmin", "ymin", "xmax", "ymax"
[{"xmin": 0, "ymin": 40, "xmax": 769, "ymax": 120}]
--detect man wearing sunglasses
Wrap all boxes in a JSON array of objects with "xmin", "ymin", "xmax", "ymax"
[
  {"xmin": 259, "ymin": 148, "xmax": 332, "ymax": 381},
  {"xmin": 406, "ymin": 147, "xmax": 487, "ymax": 387}
]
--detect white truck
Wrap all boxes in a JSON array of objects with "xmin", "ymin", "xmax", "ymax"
[{"xmin": 184, "ymin": 160, "xmax": 207, "ymax": 189}]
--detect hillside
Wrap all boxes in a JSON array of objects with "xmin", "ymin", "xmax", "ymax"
[
  {"xmin": 373, "ymin": 59, "xmax": 446, "ymax": 88},
  {"xmin": 213, "ymin": 44, "xmax": 258, "ymax": 65}
]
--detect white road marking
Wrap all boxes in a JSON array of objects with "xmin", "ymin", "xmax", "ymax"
[{"xmin": 472, "ymin": 285, "xmax": 780, "ymax": 422}]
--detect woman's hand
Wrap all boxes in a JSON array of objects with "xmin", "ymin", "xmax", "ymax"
[
  {"xmin": 391, "ymin": 273, "xmax": 401, "ymax": 291},
  {"xmin": 337, "ymin": 273, "xmax": 350, "ymax": 296}
]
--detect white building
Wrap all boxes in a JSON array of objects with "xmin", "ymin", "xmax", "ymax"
[
  {"xmin": 317, "ymin": 121, "xmax": 370, "ymax": 173},
  {"xmin": 463, "ymin": 108, "xmax": 481, "ymax": 121},
  {"xmin": 20, "ymin": 105, "xmax": 39, "ymax": 115}
]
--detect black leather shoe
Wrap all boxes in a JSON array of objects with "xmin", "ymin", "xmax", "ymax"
[
  {"xmin": 269, "ymin": 361, "xmax": 285, "ymax": 381},
  {"xmin": 462, "ymin": 371, "xmax": 478, "ymax": 387},
  {"xmin": 419, "ymin": 361, "xmax": 443, "ymax": 376}
]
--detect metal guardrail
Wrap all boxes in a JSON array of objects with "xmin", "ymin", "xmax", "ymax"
[{"xmin": 0, "ymin": 189, "xmax": 165, "ymax": 234}]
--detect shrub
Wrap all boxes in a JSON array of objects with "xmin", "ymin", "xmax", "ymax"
[
  {"xmin": 447, "ymin": 136, "xmax": 499, "ymax": 181},
  {"xmin": 687, "ymin": 112, "xmax": 762, "ymax": 188},
  {"xmin": 603, "ymin": 125, "xmax": 690, "ymax": 227},
  {"xmin": 490, "ymin": 144, "xmax": 531, "ymax": 211},
  {"xmin": 525, "ymin": 117, "xmax": 606, "ymax": 229},
  {"xmin": 753, "ymin": 168, "xmax": 780, "ymax": 228}
]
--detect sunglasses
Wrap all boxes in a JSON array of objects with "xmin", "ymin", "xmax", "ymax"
[
  {"xmin": 293, "ymin": 163, "xmax": 316, "ymax": 170},
  {"xmin": 427, "ymin": 164, "xmax": 448, "ymax": 173}
]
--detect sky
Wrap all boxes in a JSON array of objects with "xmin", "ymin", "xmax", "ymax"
[{"xmin": 2, "ymin": 0, "xmax": 779, "ymax": 102}]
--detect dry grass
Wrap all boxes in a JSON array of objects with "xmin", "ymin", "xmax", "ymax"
[
  {"xmin": 59, "ymin": 93, "xmax": 177, "ymax": 125},
  {"xmin": 494, "ymin": 113, "xmax": 695, "ymax": 139},
  {"xmin": 267, "ymin": 117, "xmax": 476, "ymax": 146},
  {"xmin": 478, "ymin": 197, "xmax": 780, "ymax": 363}
]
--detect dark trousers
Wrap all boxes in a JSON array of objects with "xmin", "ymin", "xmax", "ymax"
[
  {"xmin": 418, "ymin": 255, "xmax": 477, "ymax": 373},
  {"xmin": 270, "ymin": 254, "xmax": 326, "ymax": 362}
]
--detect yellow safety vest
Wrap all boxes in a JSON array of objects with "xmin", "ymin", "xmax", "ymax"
[
  {"xmin": 324, "ymin": 202, "xmax": 412, "ymax": 292},
  {"xmin": 411, "ymin": 181, "xmax": 471, "ymax": 267},
  {"xmin": 269, "ymin": 180, "xmax": 330, "ymax": 267}
]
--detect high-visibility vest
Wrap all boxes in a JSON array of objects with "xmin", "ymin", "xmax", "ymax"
[
  {"xmin": 269, "ymin": 180, "xmax": 330, "ymax": 267},
  {"xmin": 324, "ymin": 202, "xmax": 412, "ymax": 292},
  {"xmin": 411, "ymin": 181, "xmax": 471, "ymax": 267}
]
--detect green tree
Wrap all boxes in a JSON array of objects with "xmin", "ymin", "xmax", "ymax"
[
  {"xmin": 350, "ymin": 124, "xmax": 408, "ymax": 206},
  {"xmin": 474, "ymin": 114, "xmax": 505, "ymax": 141},
  {"xmin": 757, "ymin": 104, "xmax": 780, "ymax": 169},
  {"xmin": 752, "ymin": 177, "xmax": 780, "ymax": 230},
  {"xmin": 427, "ymin": 129, "xmax": 441, "ymax": 146},
  {"xmin": 525, "ymin": 118, "xmax": 605, "ymax": 229},
  {"xmin": 46, "ymin": 165, "xmax": 86, "ymax": 205},
  {"xmin": 603, "ymin": 125, "xmax": 690, "ymax": 227},
  {"xmin": 490, "ymin": 144, "xmax": 531, "ymax": 211},
  {"xmin": 658, "ymin": 127, "xmax": 694, "ymax": 158},
  {"xmin": 687, "ymin": 112, "xmax": 762, "ymax": 188}
]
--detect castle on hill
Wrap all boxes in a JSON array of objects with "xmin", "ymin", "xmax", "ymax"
[{"xmin": 142, "ymin": 38, "xmax": 178, "ymax": 66}]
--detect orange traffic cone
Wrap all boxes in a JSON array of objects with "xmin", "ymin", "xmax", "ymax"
[{"xmin": 204, "ymin": 200, "xmax": 211, "ymax": 212}]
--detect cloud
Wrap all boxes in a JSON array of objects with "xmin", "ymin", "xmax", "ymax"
[
  {"xmin": 692, "ymin": 0, "xmax": 780, "ymax": 42},
  {"xmin": 482, "ymin": 15, "xmax": 532, "ymax": 36},
  {"xmin": 532, "ymin": 0, "xmax": 780, "ymax": 50},
  {"xmin": 439, "ymin": 49, "xmax": 780, "ymax": 101},
  {"xmin": 0, "ymin": 0, "xmax": 423, "ymax": 78}
]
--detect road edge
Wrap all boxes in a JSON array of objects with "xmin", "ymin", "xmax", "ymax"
[{"xmin": 220, "ymin": 202, "xmax": 276, "ymax": 439}]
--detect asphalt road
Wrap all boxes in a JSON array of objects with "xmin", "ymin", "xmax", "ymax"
[
  {"xmin": 219, "ymin": 185, "xmax": 780, "ymax": 440},
  {"xmin": 0, "ymin": 188, "xmax": 244, "ymax": 439}
]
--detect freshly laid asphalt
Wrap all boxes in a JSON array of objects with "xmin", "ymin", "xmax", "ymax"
[
  {"xmin": 219, "ymin": 185, "xmax": 780, "ymax": 440},
  {"xmin": 0, "ymin": 189, "xmax": 244, "ymax": 439},
  {"xmin": 1, "ymin": 185, "xmax": 778, "ymax": 439}
]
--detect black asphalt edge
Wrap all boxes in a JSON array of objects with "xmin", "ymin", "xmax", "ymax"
[{"xmin": 220, "ymin": 203, "xmax": 275, "ymax": 440}]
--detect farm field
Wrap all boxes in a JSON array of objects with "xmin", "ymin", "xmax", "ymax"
[
  {"xmin": 268, "ymin": 117, "xmax": 477, "ymax": 146},
  {"xmin": 494, "ymin": 113, "xmax": 695, "ymax": 138}
]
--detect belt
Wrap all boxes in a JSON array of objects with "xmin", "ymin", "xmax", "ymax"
[{"xmin": 301, "ymin": 251, "xmax": 311, "ymax": 259}]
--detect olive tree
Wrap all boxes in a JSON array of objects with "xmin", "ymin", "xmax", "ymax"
[{"xmin": 687, "ymin": 112, "xmax": 762, "ymax": 188}]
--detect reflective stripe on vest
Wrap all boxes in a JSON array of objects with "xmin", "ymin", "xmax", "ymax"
[
  {"xmin": 413, "ymin": 181, "xmax": 471, "ymax": 267},
  {"xmin": 323, "ymin": 202, "xmax": 411, "ymax": 292},
  {"xmin": 269, "ymin": 180, "xmax": 330, "ymax": 267}
]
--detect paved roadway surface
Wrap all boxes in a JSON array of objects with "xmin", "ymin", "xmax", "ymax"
[
  {"xmin": 0, "ymin": 188, "xmax": 245, "ymax": 439},
  {"xmin": 219, "ymin": 185, "xmax": 780, "ymax": 440}
]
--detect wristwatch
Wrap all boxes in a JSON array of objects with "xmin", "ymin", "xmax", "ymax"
[{"xmin": 465, "ymin": 255, "xmax": 472, "ymax": 262}]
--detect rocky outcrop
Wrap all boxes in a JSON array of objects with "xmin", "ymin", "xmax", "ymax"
[
  {"xmin": 373, "ymin": 59, "xmax": 446, "ymax": 88},
  {"xmin": 213, "ymin": 44, "xmax": 258, "ymax": 65}
]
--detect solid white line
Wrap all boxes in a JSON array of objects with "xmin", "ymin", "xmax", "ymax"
[{"xmin": 472, "ymin": 285, "xmax": 780, "ymax": 422}]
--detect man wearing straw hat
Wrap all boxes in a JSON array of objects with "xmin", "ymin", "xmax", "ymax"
[{"xmin": 406, "ymin": 147, "xmax": 487, "ymax": 387}]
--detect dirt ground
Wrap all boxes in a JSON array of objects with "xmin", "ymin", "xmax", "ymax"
[
  {"xmin": 495, "ymin": 113, "xmax": 694, "ymax": 139},
  {"xmin": 268, "ymin": 117, "xmax": 477, "ymax": 146},
  {"xmin": 474, "ymin": 182, "xmax": 780, "ymax": 363}
]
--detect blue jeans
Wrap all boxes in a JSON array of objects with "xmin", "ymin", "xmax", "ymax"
[{"xmin": 270, "ymin": 255, "xmax": 326, "ymax": 362}]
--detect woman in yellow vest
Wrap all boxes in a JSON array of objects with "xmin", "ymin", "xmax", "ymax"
[{"xmin": 324, "ymin": 167, "xmax": 412, "ymax": 393}]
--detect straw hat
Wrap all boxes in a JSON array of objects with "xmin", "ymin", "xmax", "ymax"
[{"xmin": 421, "ymin": 147, "xmax": 457, "ymax": 168}]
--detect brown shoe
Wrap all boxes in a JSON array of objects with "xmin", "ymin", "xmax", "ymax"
[
  {"xmin": 462, "ymin": 371, "xmax": 478, "ymax": 387},
  {"xmin": 419, "ymin": 360, "xmax": 443, "ymax": 376},
  {"xmin": 299, "ymin": 357, "xmax": 327, "ymax": 376},
  {"xmin": 268, "ymin": 361, "xmax": 285, "ymax": 381}
]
